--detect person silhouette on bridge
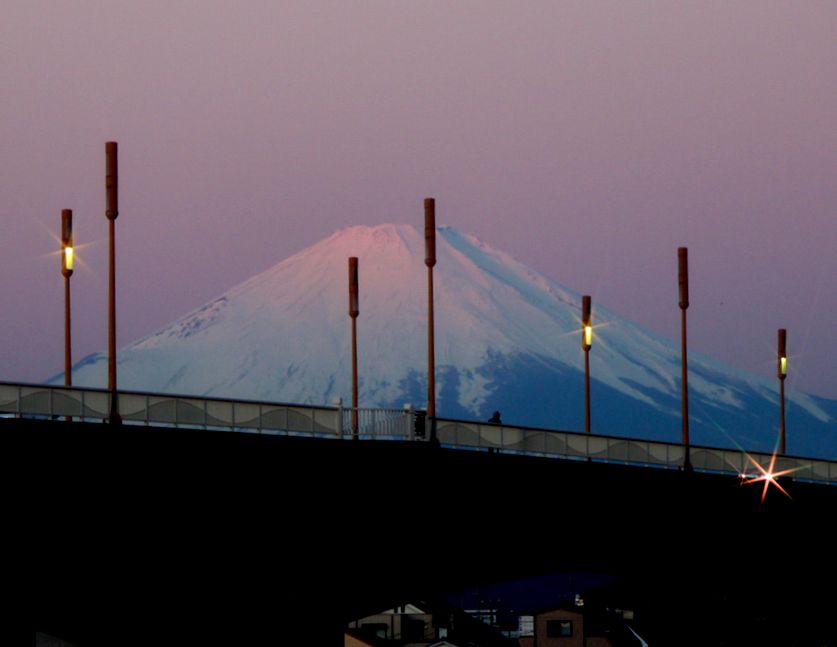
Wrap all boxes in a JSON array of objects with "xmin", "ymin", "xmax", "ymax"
[{"xmin": 488, "ymin": 410, "xmax": 502, "ymax": 424}]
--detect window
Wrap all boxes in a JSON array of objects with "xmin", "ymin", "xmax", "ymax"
[
  {"xmin": 360, "ymin": 622, "xmax": 388, "ymax": 639},
  {"xmin": 546, "ymin": 619, "xmax": 573, "ymax": 637},
  {"xmin": 403, "ymin": 617, "xmax": 426, "ymax": 641}
]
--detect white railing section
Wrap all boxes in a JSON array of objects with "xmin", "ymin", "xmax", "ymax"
[
  {"xmin": 1, "ymin": 382, "xmax": 835, "ymax": 484},
  {"xmin": 340, "ymin": 405, "xmax": 417, "ymax": 440}
]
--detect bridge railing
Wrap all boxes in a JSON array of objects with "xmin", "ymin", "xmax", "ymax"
[
  {"xmin": 0, "ymin": 382, "xmax": 420, "ymax": 440},
  {"xmin": 435, "ymin": 419, "xmax": 837, "ymax": 485},
  {"xmin": 0, "ymin": 382, "xmax": 345, "ymax": 438},
  {"xmin": 2, "ymin": 382, "xmax": 835, "ymax": 484}
]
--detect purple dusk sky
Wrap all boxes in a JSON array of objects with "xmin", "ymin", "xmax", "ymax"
[{"xmin": 1, "ymin": 2, "xmax": 835, "ymax": 399}]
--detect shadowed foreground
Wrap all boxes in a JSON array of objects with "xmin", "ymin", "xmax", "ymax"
[{"xmin": 4, "ymin": 418, "xmax": 836, "ymax": 645}]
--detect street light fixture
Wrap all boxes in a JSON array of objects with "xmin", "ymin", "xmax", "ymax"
[
  {"xmin": 349, "ymin": 256, "xmax": 359, "ymax": 440},
  {"xmin": 61, "ymin": 218, "xmax": 74, "ymax": 276},
  {"xmin": 678, "ymin": 247, "xmax": 691, "ymax": 471},
  {"xmin": 778, "ymin": 328, "xmax": 787, "ymax": 454},
  {"xmin": 61, "ymin": 209, "xmax": 73, "ymax": 388},
  {"xmin": 581, "ymin": 295, "xmax": 592, "ymax": 434},
  {"xmin": 425, "ymin": 198, "xmax": 437, "ymax": 444},
  {"xmin": 106, "ymin": 141, "xmax": 121, "ymax": 424}
]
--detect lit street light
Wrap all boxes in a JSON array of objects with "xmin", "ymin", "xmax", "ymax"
[
  {"xmin": 778, "ymin": 328, "xmax": 787, "ymax": 454},
  {"xmin": 106, "ymin": 141, "xmax": 121, "ymax": 424},
  {"xmin": 61, "ymin": 209, "xmax": 73, "ymax": 388},
  {"xmin": 581, "ymin": 295, "xmax": 592, "ymax": 434}
]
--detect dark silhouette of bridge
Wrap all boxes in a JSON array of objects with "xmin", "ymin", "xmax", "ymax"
[{"xmin": 4, "ymin": 404, "xmax": 837, "ymax": 646}]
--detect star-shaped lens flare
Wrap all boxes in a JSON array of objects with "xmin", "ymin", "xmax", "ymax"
[{"xmin": 739, "ymin": 451, "xmax": 798, "ymax": 502}]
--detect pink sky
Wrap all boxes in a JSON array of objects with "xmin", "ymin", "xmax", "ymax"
[{"xmin": 1, "ymin": 1, "xmax": 835, "ymax": 398}]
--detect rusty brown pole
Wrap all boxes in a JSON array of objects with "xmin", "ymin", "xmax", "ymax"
[
  {"xmin": 678, "ymin": 247, "xmax": 691, "ymax": 470},
  {"xmin": 61, "ymin": 209, "xmax": 73, "ymax": 388},
  {"xmin": 582, "ymin": 295, "xmax": 592, "ymax": 434},
  {"xmin": 778, "ymin": 328, "xmax": 787, "ymax": 454},
  {"xmin": 425, "ymin": 198, "xmax": 437, "ymax": 443},
  {"xmin": 349, "ymin": 257, "xmax": 360, "ymax": 440},
  {"xmin": 106, "ymin": 141, "xmax": 121, "ymax": 424}
]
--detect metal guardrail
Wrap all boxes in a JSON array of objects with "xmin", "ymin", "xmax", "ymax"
[
  {"xmin": 0, "ymin": 382, "xmax": 402, "ymax": 440},
  {"xmin": 435, "ymin": 419, "xmax": 837, "ymax": 485},
  {"xmin": 1, "ymin": 382, "xmax": 835, "ymax": 484},
  {"xmin": 341, "ymin": 405, "xmax": 417, "ymax": 440}
]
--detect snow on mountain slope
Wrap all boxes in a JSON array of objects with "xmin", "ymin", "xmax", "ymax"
[{"xmin": 59, "ymin": 224, "xmax": 836, "ymax": 458}]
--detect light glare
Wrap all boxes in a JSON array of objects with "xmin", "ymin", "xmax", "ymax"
[
  {"xmin": 64, "ymin": 246, "xmax": 74, "ymax": 271},
  {"xmin": 742, "ymin": 451, "xmax": 797, "ymax": 502},
  {"xmin": 584, "ymin": 325, "xmax": 593, "ymax": 348}
]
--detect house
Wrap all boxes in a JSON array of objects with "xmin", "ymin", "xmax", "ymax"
[
  {"xmin": 346, "ymin": 603, "xmax": 437, "ymax": 645},
  {"xmin": 346, "ymin": 599, "xmax": 515, "ymax": 647},
  {"xmin": 517, "ymin": 603, "xmax": 646, "ymax": 647}
]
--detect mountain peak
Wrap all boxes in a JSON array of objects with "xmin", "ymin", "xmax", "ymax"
[{"xmin": 326, "ymin": 221, "xmax": 415, "ymax": 242}]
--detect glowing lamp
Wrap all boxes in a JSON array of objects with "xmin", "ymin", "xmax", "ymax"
[
  {"xmin": 60, "ymin": 209, "xmax": 73, "ymax": 278},
  {"xmin": 581, "ymin": 295, "xmax": 592, "ymax": 351},
  {"xmin": 581, "ymin": 294, "xmax": 592, "ymax": 433},
  {"xmin": 778, "ymin": 329, "xmax": 787, "ymax": 380}
]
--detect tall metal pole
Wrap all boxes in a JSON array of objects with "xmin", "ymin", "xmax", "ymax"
[
  {"xmin": 678, "ymin": 247, "xmax": 691, "ymax": 471},
  {"xmin": 424, "ymin": 198, "xmax": 437, "ymax": 443},
  {"xmin": 349, "ymin": 257, "xmax": 359, "ymax": 440},
  {"xmin": 582, "ymin": 295, "xmax": 592, "ymax": 434},
  {"xmin": 778, "ymin": 328, "xmax": 787, "ymax": 454},
  {"xmin": 61, "ymin": 209, "xmax": 73, "ymax": 388},
  {"xmin": 106, "ymin": 141, "xmax": 121, "ymax": 424}
]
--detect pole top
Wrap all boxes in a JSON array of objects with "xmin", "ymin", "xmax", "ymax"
[
  {"xmin": 424, "ymin": 198, "xmax": 436, "ymax": 268},
  {"xmin": 582, "ymin": 295, "xmax": 591, "ymax": 324},
  {"xmin": 678, "ymin": 247, "xmax": 689, "ymax": 309},
  {"xmin": 106, "ymin": 141, "xmax": 118, "ymax": 220},
  {"xmin": 61, "ymin": 209, "xmax": 72, "ymax": 244},
  {"xmin": 348, "ymin": 256, "xmax": 359, "ymax": 318}
]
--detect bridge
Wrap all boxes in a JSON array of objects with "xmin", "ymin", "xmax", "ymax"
[
  {"xmin": 3, "ymin": 381, "xmax": 835, "ymax": 484},
  {"xmin": 4, "ymin": 382, "xmax": 837, "ymax": 646}
]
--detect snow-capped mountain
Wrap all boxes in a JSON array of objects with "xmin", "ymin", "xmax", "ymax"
[{"xmin": 59, "ymin": 224, "xmax": 837, "ymax": 458}]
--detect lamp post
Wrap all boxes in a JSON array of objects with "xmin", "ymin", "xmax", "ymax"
[
  {"xmin": 106, "ymin": 141, "xmax": 121, "ymax": 424},
  {"xmin": 778, "ymin": 328, "xmax": 787, "ymax": 454},
  {"xmin": 425, "ymin": 198, "xmax": 437, "ymax": 444},
  {"xmin": 349, "ymin": 257, "xmax": 359, "ymax": 440},
  {"xmin": 581, "ymin": 295, "xmax": 592, "ymax": 434},
  {"xmin": 61, "ymin": 209, "xmax": 73, "ymax": 387},
  {"xmin": 678, "ymin": 247, "xmax": 691, "ymax": 471}
]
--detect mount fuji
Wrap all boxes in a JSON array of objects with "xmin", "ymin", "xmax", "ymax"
[{"xmin": 58, "ymin": 224, "xmax": 837, "ymax": 458}]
